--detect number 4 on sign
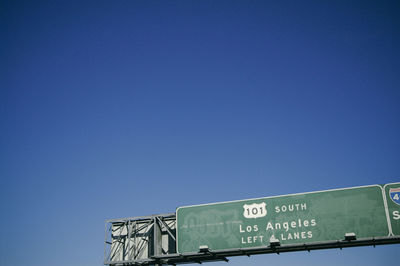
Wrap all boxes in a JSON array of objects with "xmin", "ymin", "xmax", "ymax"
[{"xmin": 389, "ymin": 188, "xmax": 400, "ymax": 205}]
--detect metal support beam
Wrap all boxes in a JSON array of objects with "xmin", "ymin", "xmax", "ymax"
[{"xmin": 153, "ymin": 217, "xmax": 162, "ymax": 266}]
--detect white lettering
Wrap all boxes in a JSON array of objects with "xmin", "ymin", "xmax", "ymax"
[
  {"xmin": 279, "ymin": 231, "xmax": 313, "ymax": 241},
  {"xmin": 240, "ymin": 224, "xmax": 259, "ymax": 233},
  {"xmin": 274, "ymin": 203, "xmax": 307, "ymax": 213},
  {"xmin": 291, "ymin": 221, "xmax": 296, "ymax": 228},
  {"xmin": 393, "ymin": 211, "xmax": 400, "ymax": 220},
  {"xmin": 283, "ymin": 222, "xmax": 289, "ymax": 231},
  {"xmin": 240, "ymin": 224, "xmax": 245, "ymax": 233},
  {"xmin": 266, "ymin": 219, "xmax": 317, "ymax": 231},
  {"xmin": 266, "ymin": 222, "xmax": 274, "ymax": 230},
  {"xmin": 241, "ymin": 235, "xmax": 264, "ymax": 244}
]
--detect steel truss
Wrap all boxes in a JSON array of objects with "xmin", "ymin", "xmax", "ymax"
[{"xmin": 105, "ymin": 214, "xmax": 400, "ymax": 266}]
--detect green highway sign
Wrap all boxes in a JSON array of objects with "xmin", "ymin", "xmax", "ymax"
[
  {"xmin": 177, "ymin": 185, "xmax": 390, "ymax": 253},
  {"xmin": 384, "ymin": 182, "xmax": 400, "ymax": 236}
]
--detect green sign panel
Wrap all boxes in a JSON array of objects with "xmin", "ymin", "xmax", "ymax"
[
  {"xmin": 177, "ymin": 185, "xmax": 390, "ymax": 253},
  {"xmin": 384, "ymin": 182, "xmax": 400, "ymax": 236}
]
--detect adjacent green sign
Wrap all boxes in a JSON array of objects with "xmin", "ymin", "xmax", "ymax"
[
  {"xmin": 177, "ymin": 185, "xmax": 390, "ymax": 253},
  {"xmin": 384, "ymin": 182, "xmax": 400, "ymax": 236}
]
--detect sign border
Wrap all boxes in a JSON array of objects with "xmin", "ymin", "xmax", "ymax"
[
  {"xmin": 383, "ymin": 182, "xmax": 400, "ymax": 236},
  {"xmin": 176, "ymin": 184, "xmax": 387, "ymax": 253}
]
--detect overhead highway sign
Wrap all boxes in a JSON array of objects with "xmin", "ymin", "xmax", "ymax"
[{"xmin": 177, "ymin": 185, "xmax": 389, "ymax": 253}]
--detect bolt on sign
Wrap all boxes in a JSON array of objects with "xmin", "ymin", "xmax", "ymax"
[{"xmin": 176, "ymin": 184, "xmax": 395, "ymax": 253}]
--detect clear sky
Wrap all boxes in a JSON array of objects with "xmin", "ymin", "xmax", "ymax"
[{"xmin": 1, "ymin": 1, "xmax": 399, "ymax": 266}]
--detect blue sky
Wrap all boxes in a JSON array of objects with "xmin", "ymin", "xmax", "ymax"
[{"xmin": 1, "ymin": 1, "xmax": 399, "ymax": 265}]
